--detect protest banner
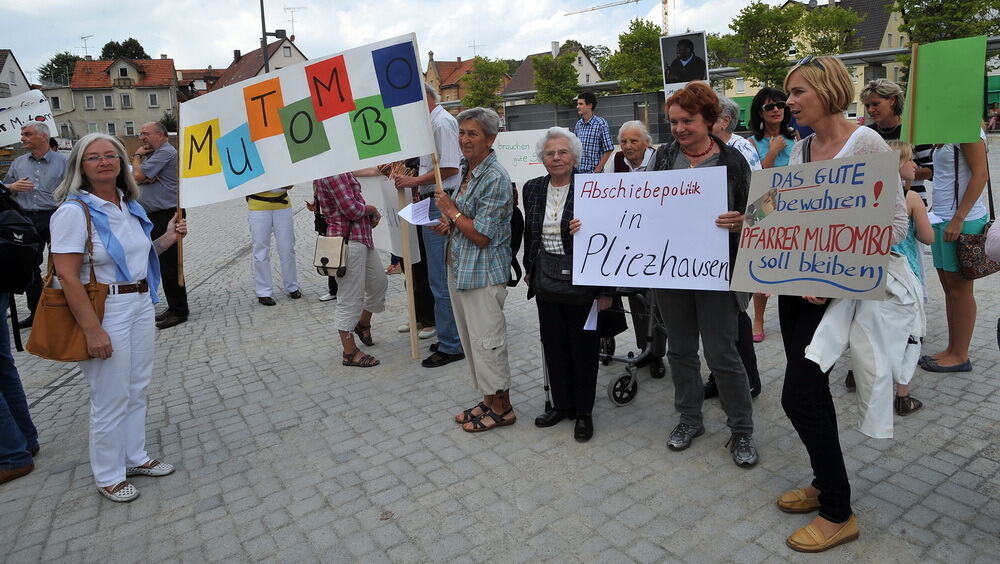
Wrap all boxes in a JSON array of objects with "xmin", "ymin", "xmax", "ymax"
[
  {"xmin": 178, "ymin": 33, "xmax": 436, "ymax": 208},
  {"xmin": 0, "ymin": 90, "xmax": 57, "ymax": 146},
  {"xmin": 572, "ymin": 168, "xmax": 730, "ymax": 290},
  {"xmin": 900, "ymin": 36, "xmax": 986, "ymax": 145},
  {"xmin": 730, "ymin": 151, "xmax": 899, "ymax": 299},
  {"xmin": 659, "ymin": 31, "xmax": 709, "ymax": 97},
  {"xmin": 357, "ymin": 176, "xmax": 421, "ymax": 261},
  {"xmin": 494, "ymin": 129, "xmax": 547, "ymax": 187}
]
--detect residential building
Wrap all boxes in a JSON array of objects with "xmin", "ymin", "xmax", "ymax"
[
  {"xmin": 212, "ymin": 38, "xmax": 307, "ymax": 91},
  {"xmin": 43, "ymin": 55, "xmax": 179, "ymax": 140},
  {"xmin": 424, "ymin": 52, "xmax": 511, "ymax": 115},
  {"xmin": 502, "ymin": 42, "xmax": 603, "ymax": 105},
  {"xmin": 0, "ymin": 49, "xmax": 31, "ymax": 98},
  {"xmin": 177, "ymin": 67, "xmax": 222, "ymax": 100},
  {"xmin": 722, "ymin": 0, "xmax": 903, "ymax": 126}
]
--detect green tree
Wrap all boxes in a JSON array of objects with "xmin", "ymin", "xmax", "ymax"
[
  {"xmin": 893, "ymin": 0, "xmax": 1000, "ymax": 44},
  {"xmin": 798, "ymin": 5, "xmax": 865, "ymax": 55},
  {"xmin": 533, "ymin": 51, "xmax": 579, "ymax": 115},
  {"xmin": 602, "ymin": 18, "xmax": 663, "ymax": 92},
  {"xmin": 707, "ymin": 33, "xmax": 741, "ymax": 90},
  {"xmin": 37, "ymin": 52, "xmax": 83, "ymax": 85},
  {"xmin": 461, "ymin": 57, "xmax": 507, "ymax": 110},
  {"xmin": 730, "ymin": 1, "xmax": 804, "ymax": 87},
  {"xmin": 100, "ymin": 37, "xmax": 151, "ymax": 60},
  {"xmin": 584, "ymin": 44, "xmax": 612, "ymax": 73},
  {"xmin": 159, "ymin": 110, "xmax": 177, "ymax": 133}
]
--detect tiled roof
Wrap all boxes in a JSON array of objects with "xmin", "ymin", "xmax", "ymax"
[
  {"xmin": 178, "ymin": 68, "xmax": 221, "ymax": 81},
  {"xmin": 0, "ymin": 49, "xmax": 28, "ymax": 85},
  {"xmin": 502, "ymin": 47, "xmax": 594, "ymax": 95},
  {"xmin": 213, "ymin": 39, "xmax": 305, "ymax": 90},
  {"xmin": 793, "ymin": 0, "xmax": 894, "ymax": 52},
  {"xmin": 434, "ymin": 59, "xmax": 475, "ymax": 86},
  {"xmin": 70, "ymin": 58, "xmax": 177, "ymax": 89}
]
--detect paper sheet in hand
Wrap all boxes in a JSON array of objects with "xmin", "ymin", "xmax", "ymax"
[
  {"xmin": 583, "ymin": 300, "xmax": 599, "ymax": 331},
  {"xmin": 398, "ymin": 199, "xmax": 439, "ymax": 226}
]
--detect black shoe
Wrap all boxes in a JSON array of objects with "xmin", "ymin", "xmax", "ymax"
[
  {"xmin": 704, "ymin": 374, "xmax": 719, "ymax": 399},
  {"xmin": 288, "ymin": 290, "xmax": 302, "ymax": 299},
  {"xmin": 155, "ymin": 312, "xmax": 188, "ymax": 329},
  {"xmin": 750, "ymin": 385, "xmax": 761, "ymax": 398},
  {"xmin": 421, "ymin": 350, "xmax": 465, "ymax": 368},
  {"xmin": 726, "ymin": 432, "xmax": 759, "ymax": 467},
  {"xmin": 29, "ymin": 445, "xmax": 39, "ymax": 457},
  {"xmin": 17, "ymin": 314, "xmax": 34, "ymax": 329},
  {"xmin": 155, "ymin": 310, "xmax": 170, "ymax": 322},
  {"xmin": 845, "ymin": 370, "xmax": 856, "ymax": 391},
  {"xmin": 429, "ymin": 342, "xmax": 439, "ymax": 353},
  {"xmin": 667, "ymin": 422, "xmax": 704, "ymax": 451},
  {"xmin": 258, "ymin": 296, "xmax": 276, "ymax": 306},
  {"xmin": 534, "ymin": 408, "xmax": 566, "ymax": 428},
  {"xmin": 574, "ymin": 414, "xmax": 594, "ymax": 442}
]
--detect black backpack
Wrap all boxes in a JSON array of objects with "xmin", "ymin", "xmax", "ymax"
[
  {"xmin": 508, "ymin": 184, "xmax": 524, "ymax": 287},
  {"xmin": 0, "ymin": 184, "xmax": 43, "ymax": 350}
]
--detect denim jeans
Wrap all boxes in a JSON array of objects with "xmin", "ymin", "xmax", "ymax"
[
  {"xmin": 423, "ymin": 200, "xmax": 462, "ymax": 355},
  {"xmin": 0, "ymin": 293, "xmax": 37, "ymax": 469}
]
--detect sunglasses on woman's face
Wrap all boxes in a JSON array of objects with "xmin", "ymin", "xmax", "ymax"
[{"xmin": 763, "ymin": 101, "xmax": 787, "ymax": 112}]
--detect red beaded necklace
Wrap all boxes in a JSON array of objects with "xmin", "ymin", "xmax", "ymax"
[{"xmin": 681, "ymin": 138, "xmax": 714, "ymax": 159}]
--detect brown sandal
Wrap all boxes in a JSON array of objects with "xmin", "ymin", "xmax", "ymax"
[
  {"xmin": 342, "ymin": 348, "xmax": 379, "ymax": 367},
  {"xmin": 454, "ymin": 402, "xmax": 489, "ymax": 424},
  {"xmin": 894, "ymin": 394, "xmax": 923, "ymax": 416},
  {"xmin": 353, "ymin": 323, "xmax": 374, "ymax": 346},
  {"xmin": 463, "ymin": 406, "xmax": 516, "ymax": 433}
]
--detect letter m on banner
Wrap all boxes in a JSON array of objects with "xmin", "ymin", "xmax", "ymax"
[{"xmin": 182, "ymin": 118, "xmax": 222, "ymax": 178}]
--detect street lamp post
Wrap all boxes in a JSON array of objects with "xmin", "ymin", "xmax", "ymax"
[{"xmin": 259, "ymin": 0, "xmax": 286, "ymax": 73}]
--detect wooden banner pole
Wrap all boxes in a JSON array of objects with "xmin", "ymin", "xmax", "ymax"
[
  {"xmin": 394, "ymin": 172, "xmax": 419, "ymax": 360},
  {"xmin": 174, "ymin": 104, "xmax": 185, "ymax": 287},
  {"xmin": 904, "ymin": 43, "xmax": 919, "ymax": 146}
]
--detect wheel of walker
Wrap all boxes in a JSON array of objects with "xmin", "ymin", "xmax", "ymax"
[
  {"xmin": 649, "ymin": 357, "xmax": 666, "ymax": 379},
  {"xmin": 607, "ymin": 373, "xmax": 638, "ymax": 406},
  {"xmin": 600, "ymin": 337, "xmax": 616, "ymax": 366}
]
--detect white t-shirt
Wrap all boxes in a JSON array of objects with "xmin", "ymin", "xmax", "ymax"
[
  {"xmin": 50, "ymin": 192, "xmax": 151, "ymax": 284},
  {"xmin": 930, "ymin": 130, "xmax": 988, "ymax": 222},
  {"xmin": 727, "ymin": 135, "xmax": 762, "ymax": 171},
  {"xmin": 418, "ymin": 105, "xmax": 462, "ymax": 195}
]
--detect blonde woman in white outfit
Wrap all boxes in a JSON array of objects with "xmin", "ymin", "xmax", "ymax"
[{"xmin": 50, "ymin": 133, "xmax": 186, "ymax": 502}]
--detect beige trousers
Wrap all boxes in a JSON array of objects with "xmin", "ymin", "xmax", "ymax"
[{"xmin": 448, "ymin": 275, "xmax": 511, "ymax": 395}]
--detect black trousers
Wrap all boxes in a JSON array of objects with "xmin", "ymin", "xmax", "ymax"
[
  {"xmin": 736, "ymin": 310, "xmax": 761, "ymax": 390},
  {"xmin": 537, "ymin": 298, "xmax": 599, "ymax": 416},
  {"xmin": 148, "ymin": 209, "xmax": 189, "ymax": 316},
  {"xmin": 628, "ymin": 293, "xmax": 665, "ymax": 358},
  {"xmin": 778, "ymin": 295, "xmax": 852, "ymax": 523},
  {"xmin": 23, "ymin": 210, "xmax": 54, "ymax": 314},
  {"xmin": 412, "ymin": 225, "xmax": 435, "ymax": 327}
]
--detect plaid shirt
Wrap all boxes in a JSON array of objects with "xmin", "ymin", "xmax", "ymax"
[
  {"xmin": 313, "ymin": 173, "xmax": 374, "ymax": 249},
  {"xmin": 573, "ymin": 114, "xmax": 614, "ymax": 173},
  {"xmin": 450, "ymin": 151, "xmax": 512, "ymax": 290}
]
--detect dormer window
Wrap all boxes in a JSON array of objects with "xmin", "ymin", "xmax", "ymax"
[{"xmin": 119, "ymin": 67, "xmax": 128, "ymax": 78}]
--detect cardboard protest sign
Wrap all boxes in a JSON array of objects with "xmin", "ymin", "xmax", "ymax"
[
  {"xmin": 659, "ymin": 31, "xmax": 709, "ymax": 96},
  {"xmin": 357, "ymin": 176, "xmax": 421, "ymax": 262},
  {"xmin": 494, "ymin": 129, "xmax": 547, "ymax": 187},
  {"xmin": 900, "ymin": 36, "xmax": 986, "ymax": 145},
  {"xmin": 0, "ymin": 90, "xmax": 57, "ymax": 146},
  {"xmin": 179, "ymin": 34, "xmax": 435, "ymax": 208},
  {"xmin": 731, "ymin": 151, "xmax": 899, "ymax": 299},
  {"xmin": 572, "ymin": 168, "xmax": 730, "ymax": 290}
]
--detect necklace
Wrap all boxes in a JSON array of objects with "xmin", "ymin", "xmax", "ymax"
[
  {"xmin": 876, "ymin": 122, "xmax": 899, "ymax": 134},
  {"xmin": 681, "ymin": 139, "xmax": 713, "ymax": 160}
]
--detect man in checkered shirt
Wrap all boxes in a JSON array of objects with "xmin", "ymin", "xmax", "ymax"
[{"xmin": 573, "ymin": 92, "xmax": 614, "ymax": 173}]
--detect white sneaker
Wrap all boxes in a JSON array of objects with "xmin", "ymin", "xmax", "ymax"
[
  {"xmin": 418, "ymin": 327, "xmax": 437, "ymax": 340},
  {"xmin": 398, "ymin": 322, "xmax": 420, "ymax": 333},
  {"xmin": 319, "ymin": 293, "xmax": 336, "ymax": 302}
]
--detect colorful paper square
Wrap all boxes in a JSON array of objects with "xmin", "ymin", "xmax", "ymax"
[
  {"xmin": 278, "ymin": 97, "xmax": 331, "ymax": 163},
  {"xmin": 305, "ymin": 55, "xmax": 355, "ymax": 120},
  {"xmin": 350, "ymin": 95, "xmax": 401, "ymax": 160},
  {"xmin": 371, "ymin": 42, "xmax": 422, "ymax": 108},
  {"xmin": 217, "ymin": 123, "xmax": 265, "ymax": 189}
]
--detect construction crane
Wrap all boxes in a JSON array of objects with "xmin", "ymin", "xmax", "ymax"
[{"xmin": 564, "ymin": 0, "xmax": 674, "ymax": 34}]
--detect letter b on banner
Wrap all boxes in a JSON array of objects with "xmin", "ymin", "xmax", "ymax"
[
  {"xmin": 350, "ymin": 95, "xmax": 401, "ymax": 160},
  {"xmin": 371, "ymin": 42, "xmax": 422, "ymax": 108}
]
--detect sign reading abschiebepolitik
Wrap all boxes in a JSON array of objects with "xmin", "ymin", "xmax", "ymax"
[
  {"xmin": 730, "ymin": 151, "xmax": 900, "ymax": 300},
  {"xmin": 179, "ymin": 34, "xmax": 435, "ymax": 208}
]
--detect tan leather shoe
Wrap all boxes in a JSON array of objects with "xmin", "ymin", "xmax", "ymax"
[
  {"xmin": 777, "ymin": 488, "xmax": 821, "ymax": 513},
  {"xmin": 786, "ymin": 514, "xmax": 859, "ymax": 553}
]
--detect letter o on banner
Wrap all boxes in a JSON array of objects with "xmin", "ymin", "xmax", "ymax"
[{"xmin": 371, "ymin": 42, "xmax": 423, "ymax": 108}]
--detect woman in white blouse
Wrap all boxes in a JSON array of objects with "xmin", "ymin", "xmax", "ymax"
[
  {"xmin": 521, "ymin": 127, "xmax": 611, "ymax": 442},
  {"xmin": 50, "ymin": 133, "xmax": 186, "ymax": 502}
]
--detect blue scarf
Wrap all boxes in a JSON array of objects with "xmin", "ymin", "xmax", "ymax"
[{"xmin": 67, "ymin": 192, "xmax": 162, "ymax": 304}]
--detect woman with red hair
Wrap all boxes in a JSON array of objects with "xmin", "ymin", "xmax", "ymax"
[{"xmin": 649, "ymin": 82, "xmax": 759, "ymax": 467}]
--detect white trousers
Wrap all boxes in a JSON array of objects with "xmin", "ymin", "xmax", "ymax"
[
  {"xmin": 448, "ymin": 274, "xmax": 511, "ymax": 395},
  {"xmin": 79, "ymin": 292, "xmax": 155, "ymax": 487},
  {"xmin": 334, "ymin": 243, "xmax": 387, "ymax": 332},
  {"xmin": 248, "ymin": 208, "xmax": 299, "ymax": 297}
]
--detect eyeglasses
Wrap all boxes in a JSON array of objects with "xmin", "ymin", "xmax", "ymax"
[
  {"xmin": 543, "ymin": 149, "xmax": 572, "ymax": 159},
  {"xmin": 763, "ymin": 101, "xmax": 787, "ymax": 112},
  {"xmin": 82, "ymin": 154, "xmax": 121, "ymax": 163},
  {"xmin": 796, "ymin": 55, "xmax": 825, "ymax": 71}
]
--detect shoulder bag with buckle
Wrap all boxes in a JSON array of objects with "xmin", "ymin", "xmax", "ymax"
[
  {"xmin": 314, "ymin": 219, "xmax": 353, "ymax": 277},
  {"xmin": 532, "ymin": 249, "xmax": 595, "ymax": 305},
  {"xmin": 26, "ymin": 199, "xmax": 110, "ymax": 362},
  {"xmin": 953, "ymin": 145, "xmax": 998, "ymax": 280}
]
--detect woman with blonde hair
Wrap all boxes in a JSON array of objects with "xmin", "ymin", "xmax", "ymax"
[{"xmin": 50, "ymin": 133, "xmax": 186, "ymax": 502}]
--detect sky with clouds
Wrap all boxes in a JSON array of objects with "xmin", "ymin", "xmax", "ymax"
[{"xmin": 2, "ymin": 0, "xmax": 783, "ymax": 81}]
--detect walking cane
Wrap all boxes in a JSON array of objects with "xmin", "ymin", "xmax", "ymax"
[{"xmin": 541, "ymin": 342, "xmax": 552, "ymax": 412}]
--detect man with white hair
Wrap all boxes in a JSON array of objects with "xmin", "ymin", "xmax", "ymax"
[
  {"xmin": 2, "ymin": 123, "xmax": 68, "ymax": 327},
  {"xmin": 132, "ymin": 121, "xmax": 188, "ymax": 329}
]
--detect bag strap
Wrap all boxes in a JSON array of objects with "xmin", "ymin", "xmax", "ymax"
[
  {"xmin": 7, "ymin": 294, "xmax": 23, "ymax": 352},
  {"xmin": 954, "ymin": 144, "xmax": 995, "ymax": 220},
  {"xmin": 56, "ymin": 199, "xmax": 98, "ymax": 285},
  {"xmin": 802, "ymin": 136, "xmax": 812, "ymax": 164}
]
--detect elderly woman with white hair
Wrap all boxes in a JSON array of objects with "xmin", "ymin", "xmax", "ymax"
[
  {"xmin": 49, "ymin": 133, "xmax": 186, "ymax": 502},
  {"xmin": 614, "ymin": 120, "xmax": 656, "ymax": 172},
  {"xmin": 713, "ymin": 96, "xmax": 762, "ymax": 171},
  {"xmin": 522, "ymin": 127, "xmax": 612, "ymax": 442},
  {"xmin": 433, "ymin": 107, "xmax": 515, "ymax": 433}
]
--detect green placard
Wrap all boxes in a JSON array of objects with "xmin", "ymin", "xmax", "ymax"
[
  {"xmin": 279, "ymin": 97, "xmax": 331, "ymax": 163},
  {"xmin": 900, "ymin": 36, "xmax": 986, "ymax": 145},
  {"xmin": 349, "ymin": 95, "xmax": 401, "ymax": 160}
]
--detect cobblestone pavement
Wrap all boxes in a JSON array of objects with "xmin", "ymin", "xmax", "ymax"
[{"xmin": 3, "ymin": 143, "xmax": 999, "ymax": 563}]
